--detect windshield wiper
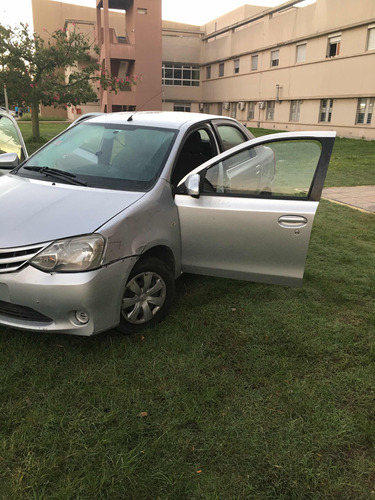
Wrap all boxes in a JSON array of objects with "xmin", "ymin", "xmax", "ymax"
[{"xmin": 22, "ymin": 166, "xmax": 87, "ymax": 186}]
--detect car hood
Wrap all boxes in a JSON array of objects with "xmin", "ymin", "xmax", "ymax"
[{"xmin": 0, "ymin": 175, "xmax": 145, "ymax": 247}]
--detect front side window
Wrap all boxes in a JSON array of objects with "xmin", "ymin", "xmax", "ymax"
[
  {"xmin": 367, "ymin": 26, "xmax": 375, "ymax": 51},
  {"xmin": 355, "ymin": 98, "xmax": 374, "ymax": 125},
  {"xmin": 234, "ymin": 58, "xmax": 240, "ymax": 74},
  {"xmin": 18, "ymin": 123, "xmax": 177, "ymax": 191},
  {"xmin": 162, "ymin": 63, "xmax": 200, "ymax": 87},
  {"xmin": 219, "ymin": 62, "xmax": 225, "ymax": 77},
  {"xmin": 271, "ymin": 50, "xmax": 279, "ymax": 67},
  {"xmin": 289, "ymin": 100, "xmax": 302, "ymax": 122},
  {"xmin": 266, "ymin": 101, "xmax": 275, "ymax": 121},
  {"xmin": 319, "ymin": 99, "xmax": 333, "ymax": 122},
  {"xmin": 203, "ymin": 139, "xmax": 322, "ymax": 198},
  {"xmin": 296, "ymin": 43, "xmax": 306, "ymax": 63},
  {"xmin": 216, "ymin": 125, "xmax": 247, "ymax": 151},
  {"xmin": 251, "ymin": 54, "xmax": 258, "ymax": 71},
  {"xmin": 327, "ymin": 34, "xmax": 341, "ymax": 57}
]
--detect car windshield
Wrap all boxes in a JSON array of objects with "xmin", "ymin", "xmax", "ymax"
[{"xmin": 18, "ymin": 122, "xmax": 178, "ymax": 191}]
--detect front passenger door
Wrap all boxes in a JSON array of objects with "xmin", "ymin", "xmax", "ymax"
[{"xmin": 175, "ymin": 131, "xmax": 335, "ymax": 287}]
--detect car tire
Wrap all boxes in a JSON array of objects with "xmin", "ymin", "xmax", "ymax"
[{"xmin": 117, "ymin": 257, "xmax": 175, "ymax": 334}]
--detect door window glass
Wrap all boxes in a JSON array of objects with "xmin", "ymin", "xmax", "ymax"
[
  {"xmin": 216, "ymin": 125, "xmax": 247, "ymax": 151},
  {"xmin": 0, "ymin": 115, "xmax": 25, "ymax": 161},
  {"xmin": 203, "ymin": 139, "xmax": 322, "ymax": 198}
]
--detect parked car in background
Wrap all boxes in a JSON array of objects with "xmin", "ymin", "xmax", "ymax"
[{"xmin": 0, "ymin": 109, "xmax": 335, "ymax": 336}]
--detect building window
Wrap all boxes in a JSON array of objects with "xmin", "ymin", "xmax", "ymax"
[
  {"xmin": 206, "ymin": 66, "xmax": 211, "ymax": 79},
  {"xmin": 174, "ymin": 103, "xmax": 191, "ymax": 112},
  {"xmin": 327, "ymin": 34, "xmax": 341, "ymax": 57},
  {"xmin": 355, "ymin": 98, "xmax": 374, "ymax": 124},
  {"xmin": 289, "ymin": 100, "xmax": 302, "ymax": 121},
  {"xmin": 319, "ymin": 99, "xmax": 333, "ymax": 122},
  {"xmin": 230, "ymin": 102, "xmax": 237, "ymax": 119},
  {"xmin": 367, "ymin": 26, "xmax": 375, "ymax": 51},
  {"xmin": 219, "ymin": 62, "xmax": 225, "ymax": 77},
  {"xmin": 248, "ymin": 102, "xmax": 255, "ymax": 120},
  {"xmin": 271, "ymin": 50, "xmax": 279, "ymax": 67},
  {"xmin": 162, "ymin": 63, "xmax": 200, "ymax": 87},
  {"xmin": 251, "ymin": 54, "xmax": 258, "ymax": 71},
  {"xmin": 266, "ymin": 101, "xmax": 275, "ymax": 120},
  {"xmin": 234, "ymin": 58, "xmax": 240, "ymax": 74},
  {"xmin": 296, "ymin": 43, "xmax": 306, "ymax": 63}
]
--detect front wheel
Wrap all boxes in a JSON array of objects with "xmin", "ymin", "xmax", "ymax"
[{"xmin": 117, "ymin": 257, "xmax": 175, "ymax": 334}]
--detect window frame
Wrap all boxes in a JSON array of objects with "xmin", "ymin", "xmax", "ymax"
[
  {"xmin": 367, "ymin": 25, "xmax": 375, "ymax": 51},
  {"xmin": 219, "ymin": 62, "xmax": 225, "ymax": 77},
  {"xmin": 173, "ymin": 103, "xmax": 192, "ymax": 113},
  {"xmin": 289, "ymin": 100, "xmax": 302, "ymax": 122},
  {"xmin": 319, "ymin": 99, "xmax": 334, "ymax": 123},
  {"xmin": 327, "ymin": 33, "xmax": 341, "ymax": 58},
  {"xmin": 251, "ymin": 54, "xmax": 259, "ymax": 71},
  {"xmin": 271, "ymin": 50, "xmax": 280, "ymax": 68},
  {"xmin": 162, "ymin": 62, "xmax": 200, "ymax": 87},
  {"xmin": 248, "ymin": 102, "xmax": 255, "ymax": 120},
  {"xmin": 296, "ymin": 43, "xmax": 307, "ymax": 63},
  {"xmin": 266, "ymin": 101, "xmax": 275, "ymax": 121},
  {"xmin": 233, "ymin": 58, "xmax": 240, "ymax": 74},
  {"xmin": 355, "ymin": 97, "xmax": 374, "ymax": 125}
]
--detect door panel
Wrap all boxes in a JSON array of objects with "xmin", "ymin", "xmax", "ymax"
[{"xmin": 176, "ymin": 131, "xmax": 335, "ymax": 287}]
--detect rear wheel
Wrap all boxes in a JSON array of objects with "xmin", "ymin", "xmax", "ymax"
[{"xmin": 117, "ymin": 257, "xmax": 175, "ymax": 334}]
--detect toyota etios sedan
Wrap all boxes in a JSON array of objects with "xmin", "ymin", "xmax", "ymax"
[{"xmin": 0, "ymin": 109, "xmax": 335, "ymax": 336}]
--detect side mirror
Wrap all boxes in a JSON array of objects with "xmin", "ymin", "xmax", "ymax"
[
  {"xmin": 185, "ymin": 173, "xmax": 200, "ymax": 198},
  {"xmin": 0, "ymin": 152, "xmax": 19, "ymax": 169}
]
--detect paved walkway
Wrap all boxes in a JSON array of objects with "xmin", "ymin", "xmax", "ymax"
[{"xmin": 322, "ymin": 186, "xmax": 375, "ymax": 213}]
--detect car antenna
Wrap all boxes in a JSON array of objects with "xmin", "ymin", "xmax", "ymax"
[{"xmin": 127, "ymin": 111, "xmax": 136, "ymax": 122}]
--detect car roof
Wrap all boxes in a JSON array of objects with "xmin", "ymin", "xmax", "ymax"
[{"xmin": 85, "ymin": 111, "xmax": 230, "ymax": 130}]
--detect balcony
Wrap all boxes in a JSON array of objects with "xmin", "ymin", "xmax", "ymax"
[{"xmin": 100, "ymin": 28, "xmax": 135, "ymax": 61}]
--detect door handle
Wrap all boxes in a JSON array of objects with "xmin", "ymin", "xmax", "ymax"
[{"xmin": 278, "ymin": 215, "xmax": 308, "ymax": 228}]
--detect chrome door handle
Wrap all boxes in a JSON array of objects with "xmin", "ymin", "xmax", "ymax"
[{"xmin": 278, "ymin": 215, "xmax": 308, "ymax": 228}]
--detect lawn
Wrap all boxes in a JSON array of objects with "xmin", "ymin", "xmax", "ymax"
[{"xmin": 0, "ymin": 124, "xmax": 374, "ymax": 498}]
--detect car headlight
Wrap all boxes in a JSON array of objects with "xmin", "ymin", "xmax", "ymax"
[{"xmin": 31, "ymin": 234, "xmax": 106, "ymax": 272}]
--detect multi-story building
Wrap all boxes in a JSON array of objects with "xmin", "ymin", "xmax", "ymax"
[{"xmin": 32, "ymin": 0, "xmax": 375, "ymax": 139}]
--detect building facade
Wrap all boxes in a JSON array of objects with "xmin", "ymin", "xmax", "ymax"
[{"xmin": 32, "ymin": 0, "xmax": 375, "ymax": 139}]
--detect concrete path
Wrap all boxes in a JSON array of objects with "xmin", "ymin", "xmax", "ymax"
[{"xmin": 322, "ymin": 186, "xmax": 375, "ymax": 213}]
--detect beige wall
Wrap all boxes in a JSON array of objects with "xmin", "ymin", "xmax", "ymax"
[
  {"xmin": 32, "ymin": 0, "xmax": 375, "ymax": 138},
  {"xmin": 194, "ymin": 0, "xmax": 375, "ymax": 138}
]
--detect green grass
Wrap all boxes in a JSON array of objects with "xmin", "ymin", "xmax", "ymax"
[
  {"xmin": 0, "ymin": 201, "xmax": 374, "ymax": 498},
  {"xmin": 0, "ymin": 124, "xmax": 374, "ymax": 498}
]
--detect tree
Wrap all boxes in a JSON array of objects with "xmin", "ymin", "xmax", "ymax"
[{"xmin": 0, "ymin": 23, "xmax": 137, "ymax": 140}]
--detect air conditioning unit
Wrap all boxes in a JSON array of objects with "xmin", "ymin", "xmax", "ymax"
[
  {"xmin": 258, "ymin": 101, "xmax": 265, "ymax": 109},
  {"xmin": 223, "ymin": 102, "xmax": 230, "ymax": 110},
  {"xmin": 199, "ymin": 103, "xmax": 204, "ymax": 111},
  {"xmin": 238, "ymin": 101, "xmax": 245, "ymax": 111}
]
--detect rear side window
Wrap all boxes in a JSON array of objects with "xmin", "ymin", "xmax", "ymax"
[{"xmin": 216, "ymin": 125, "xmax": 248, "ymax": 151}]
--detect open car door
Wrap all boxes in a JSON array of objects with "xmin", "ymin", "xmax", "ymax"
[{"xmin": 175, "ymin": 131, "xmax": 335, "ymax": 287}]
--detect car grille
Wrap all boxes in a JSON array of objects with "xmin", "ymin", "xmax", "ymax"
[
  {"xmin": 0, "ymin": 299, "xmax": 53, "ymax": 323},
  {"xmin": 0, "ymin": 243, "xmax": 50, "ymax": 273}
]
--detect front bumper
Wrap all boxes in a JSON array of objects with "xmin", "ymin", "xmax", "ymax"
[{"xmin": 0, "ymin": 257, "xmax": 138, "ymax": 336}]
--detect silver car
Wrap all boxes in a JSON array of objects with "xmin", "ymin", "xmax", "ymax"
[{"xmin": 0, "ymin": 109, "xmax": 335, "ymax": 336}]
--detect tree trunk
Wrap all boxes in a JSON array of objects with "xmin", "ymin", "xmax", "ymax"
[{"xmin": 31, "ymin": 100, "xmax": 40, "ymax": 140}]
